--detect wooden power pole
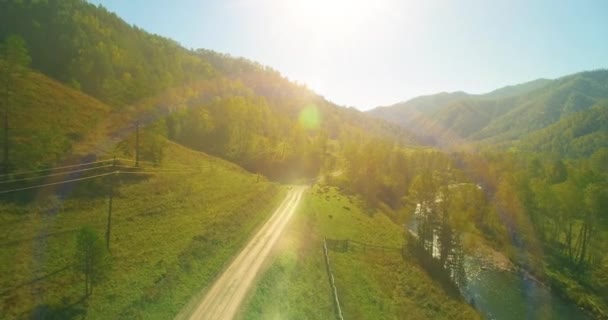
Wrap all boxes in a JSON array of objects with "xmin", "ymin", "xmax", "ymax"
[
  {"xmin": 106, "ymin": 159, "xmax": 116, "ymax": 250},
  {"xmin": 135, "ymin": 121, "xmax": 140, "ymax": 167}
]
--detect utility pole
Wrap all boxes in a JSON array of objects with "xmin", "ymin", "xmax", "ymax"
[
  {"xmin": 3, "ymin": 66, "xmax": 11, "ymax": 174},
  {"xmin": 281, "ymin": 141, "xmax": 286, "ymax": 159},
  {"xmin": 3, "ymin": 99, "xmax": 8, "ymax": 174},
  {"xmin": 106, "ymin": 158, "xmax": 116, "ymax": 250},
  {"xmin": 135, "ymin": 121, "xmax": 140, "ymax": 167}
]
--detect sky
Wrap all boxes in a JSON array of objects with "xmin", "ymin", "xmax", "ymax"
[{"xmin": 88, "ymin": 0, "xmax": 608, "ymax": 110}]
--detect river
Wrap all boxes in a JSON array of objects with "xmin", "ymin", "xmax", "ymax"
[
  {"xmin": 461, "ymin": 247, "xmax": 589, "ymax": 320},
  {"xmin": 407, "ymin": 185, "xmax": 591, "ymax": 320},
  {"xmin": 407, "ymin": 207, "xmax": 588, "ymax": 319}
]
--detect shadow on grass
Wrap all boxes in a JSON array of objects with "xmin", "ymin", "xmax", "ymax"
[
  {"xmin": 29, "ymin": 296, "xmax": 87, "ymax": 320},
  {"xmin": 0, "ymin": 167, "xmax": 153, "ymax": 207},
  {"xmin": 0, "ymin": 265, "xmax": 72, "ymax": 297},
  {"xmin": 0, "ymin": 200, "xmax": 171, "ymax": 249}
]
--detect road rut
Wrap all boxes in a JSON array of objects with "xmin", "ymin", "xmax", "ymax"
[{"xmin": 185, "ymin": 186, "xmax": 306, "ymax": 320}]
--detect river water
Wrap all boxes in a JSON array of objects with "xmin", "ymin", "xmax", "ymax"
[
  {"xmin": 461, "ymin": 252, "xmax": 589, "ymax": 320},
  {"xmin": 407, "ymin": 220, "xmax": 588, "ymax": 319},
  {"xmin": 409, "ymin": 186, "xmax": 589, "ymax": 320}
]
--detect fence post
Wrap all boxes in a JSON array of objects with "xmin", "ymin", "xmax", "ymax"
[{"xmin": 323, "ymin": 238, "xmax": 344, "ymax": 320}]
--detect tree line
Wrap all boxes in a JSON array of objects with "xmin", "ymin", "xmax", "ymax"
[
  {"xmin": 0, "ymin": 0, "xmax": 213, "ymax": 107},
  {"xmin": 330, "ymin": 133, "xmax": 606, "ymax": 313}
]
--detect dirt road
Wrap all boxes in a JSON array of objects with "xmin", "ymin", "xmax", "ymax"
[{"xmin": 184, "ymin": 186, "xmax": 306, "ymax": 320}]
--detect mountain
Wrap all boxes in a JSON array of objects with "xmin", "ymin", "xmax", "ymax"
[
  {"xmin": 0, "ymin": 0, "xmax": 213, "ymax": 107},
  {"xmin": 368, "ymin": 70, "xmax": 608, "ymax": 155},
  {"xmin": 372, "ymin": 91, "xmax": 471, "ymax": 117},
  {"xmin": 368, "ymin": 78, "xmax": 551, "ymax": 129},
  {"xmin": 0, "ymin": 0, "xmax": 418, "ymax": 180},
  {"xmin": 519, "ymin": 101, "xmax": 608, "ymax": 156},
  {"xmin": 482, "ymin": 78, "xmax": 552, "ymax": 99},
  {"xmin": 0, "ymin": 2, "xmax": 483, "ymax": 319},
  {"xmin": 472, "ymin": 70, "xmax": 608, "ymax": 142}
]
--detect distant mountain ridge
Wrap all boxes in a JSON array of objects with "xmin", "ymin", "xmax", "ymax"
[
  {"xmin": 368, "ymin": 70, "xmax": 608, "ymax": 156},
  {"xmin": 482, "ymin": 78, "xmax": 552, "ymax": 99}
]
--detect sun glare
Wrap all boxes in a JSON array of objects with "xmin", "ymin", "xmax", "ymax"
[{"xmin": 272, "ymin": 0, "xmax": 391, "ymax": 39}]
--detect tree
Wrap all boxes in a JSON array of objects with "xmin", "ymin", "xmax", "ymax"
[
  {"xmin": 0, "ymin": 34, "xmax": 31, "ymax": 173},
  {"xmin": 553, "ymin": 182, "xmax": 581, "ymax": 262},
  {"xmin": 74, "ymin": 226, "xmax": 110, "ymax": 297},
  {"xmin": 578, "ymin": 183, "xmax": 607, "ymax": 269},
  {"xmin": 589, "ymin": 148, "xmax": 608, "ymax": 174},
  {"xmin": 409, "ymin": 170, "xmax": 438, "ymax": 256},
  {"xmin": 546, "ymin": 159, "xmax": 567, "ymax": 184}
]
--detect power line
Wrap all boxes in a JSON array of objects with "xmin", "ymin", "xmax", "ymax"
[
  {"xmin": 0, "ymin": 159, "xmax": 115, "ymax": 178},
  {"xmin": 118, "ymin": 169, "xmax": 200, "ymax": 175},
  {"xmin": 0, "ymin": 165, "xmax": 114, "ymax": 184},
  {"xmin": 0, "ymin": 172, "xmax": 116, "ymax": 195},
  {"xmin": 113, "ymin": 162, "xmax": 203, "ymax": 172},
  {"xmin": 112, "ymin": 165, "xmax": 200, "ymax": 172},
  {"xmin": 0, "ymin": 166, "xmax": 203, "ymax": 195},
  {"xmin": 116, "ymin": 158, "xmax": 194, "ymax": 167},
  {"xmin": 113, "ymin": 165, "xmax": 145, "ymax": 170},
  {"xmin": 115, "ymin": 158, "xmax": 195, "ymax": 169},
  {"xmin": 115, "ymin": 158, "xmax": 157, "ymax": 165}
]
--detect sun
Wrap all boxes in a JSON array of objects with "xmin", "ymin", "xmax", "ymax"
[{"xmin": 272, "ymin": 0, "xmax": 388, "ymax": 40}]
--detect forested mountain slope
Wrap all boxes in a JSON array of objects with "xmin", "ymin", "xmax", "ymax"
[
  {"xmin": 0, "ymin": 0, "xmax": 213, "ymax": 107},
  {"xmin": 0, "ymin": 0, "xmax": 418, "ymax": 180},
  {"xmin": 519, "ymin": 101, "xmax": 608, "ymax": 156},
  {"xmin": 368, "ymin": 70, "xmax": 608, "ymax": 154},
  {"xmin": 482, "ymin": 78, "xmax": 551, "ymax": 99},
  {"xmin": 473, "ymin": 70, "xmax": 608, "ymax": 142},
  {"xmin": 368, "ymin": 78, "xmax": 552, "ymax": 131}
]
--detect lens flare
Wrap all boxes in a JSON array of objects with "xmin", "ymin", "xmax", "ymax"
[{"xmin": 298, "ymin": 105, "xmax": 320, "ymax": 130}]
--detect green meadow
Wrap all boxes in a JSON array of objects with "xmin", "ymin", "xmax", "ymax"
[
  {"xmin": 0, "ymin": 142, "xmax": 284, "ymax": 319},
  {"xmin": 241, "ymin": 185, "xmax": 479, "ymax": 320}
]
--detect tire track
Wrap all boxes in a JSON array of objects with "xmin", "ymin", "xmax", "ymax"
[{"xmin": 185, "ymin": 186, "xmax": 306, "ymax": 320}]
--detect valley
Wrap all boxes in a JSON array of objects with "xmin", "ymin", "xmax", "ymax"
[{"xmin": 0, "ymin": 1, "xmax": 606, "ymax": 319}]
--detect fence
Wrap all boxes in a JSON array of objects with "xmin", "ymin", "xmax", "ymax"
[
  {"xmin": 325, "ymin": 238, "xmax": 402, "ymax": 254},
  {"xmin": 322, "ymin": 238, "xmax": 403, "ymax": 320},
  {"xmin": 323, "ymin": 238, "xmax": 344, "ymax": 320}
]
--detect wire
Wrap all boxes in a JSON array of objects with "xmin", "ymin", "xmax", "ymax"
[
  {"xmin": 113, "ymin": 165, "xmax": 202, "ymax": 172},
  {"xmin": 115, "ymin": 158, "xmax": 149, "ymax": 164},
  {"xmin": 0, "ymin": 166, "xmax": 202, "ymax": 195},
  {"xmin": 118, "ymin": 170, "xmax": 200, "ymax": 175},
  {"xmin": 113, "ymin": 165, "xmax": 145, "ymax": 170},
  {"xmin": 0, "ymin": 172, "xmax": 116, "ymax": 195},
  {"xmin": 115, "ymin": 158, "xmax": 195, "ymax": 169},
  {"xmin": 0, "ymin": 165, "xmax": 114, "ymax": 184},
  {"xmin": 0, "ymin": 159, "xmax": 115, "ymax": 178}
]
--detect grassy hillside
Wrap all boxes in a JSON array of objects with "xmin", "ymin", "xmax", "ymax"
[
  {"xmin": 241, "ymin": 186, "xmax": 480, "ymax": 320},
  {"xmin": 0, "ymin": 141, "xmax": 284, "ymax": 319},
  {"xmin": 0, "ymin": 70, "xmax": 112, "ymax": 171}
]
